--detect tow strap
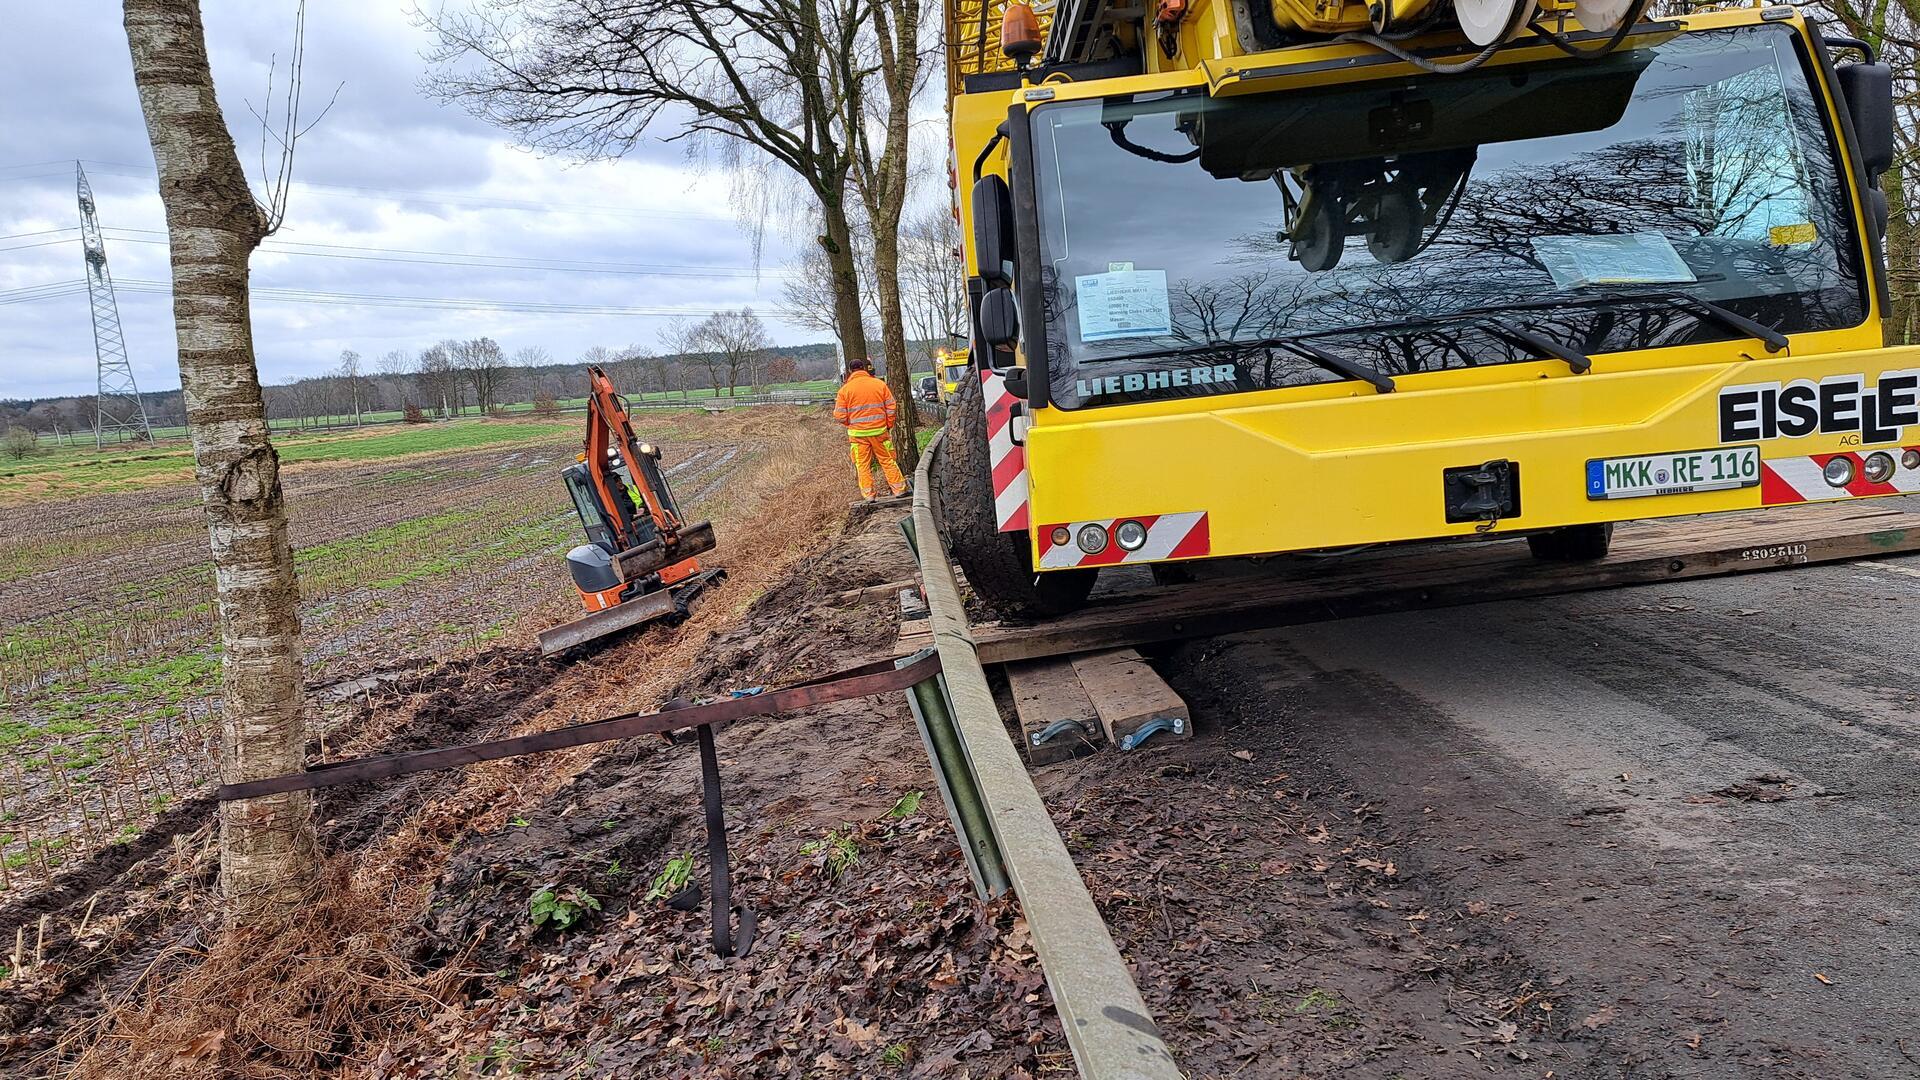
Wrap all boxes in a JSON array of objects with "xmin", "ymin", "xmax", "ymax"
[{"xmin": 216, "ymin": 650, "xmax": 943, "ymax": 957}]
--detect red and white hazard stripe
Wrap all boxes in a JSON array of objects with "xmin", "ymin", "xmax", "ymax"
[
  {"xmin": 1761, "ymin": 448, "xmax": 1920, "ymax": 505},
  {"xmin": 983, "ymin": 370, "xmax": 1030, "ymax": 532},
  {"xmin": 1038, "ymin": 512, "xmax": 1211, "ymax": 569}
]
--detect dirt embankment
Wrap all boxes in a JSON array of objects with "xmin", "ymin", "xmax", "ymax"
[{"xmin": 4, "ymin": 415, "xmax": 1060, "ymax": 1079}]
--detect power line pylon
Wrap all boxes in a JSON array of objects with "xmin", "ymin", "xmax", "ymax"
[{"xmin": 76, "ymin": 161, "xmax": 152, "ymax": 448}]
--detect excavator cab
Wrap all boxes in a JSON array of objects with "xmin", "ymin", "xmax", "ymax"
[{"xmin": 537, "ymin": 367, "xmax": 722, "ymax": 655}]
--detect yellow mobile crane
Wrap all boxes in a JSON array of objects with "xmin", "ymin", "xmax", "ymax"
[
  {"xmin": 934, "ymin": 0, "xmax": 1905, "ymax": 614},
  {"xmin": 937, "ymin": 347, "xmax": 974, "ymax": 402}
]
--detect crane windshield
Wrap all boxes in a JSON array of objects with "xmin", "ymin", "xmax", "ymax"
[{"xmin": 1029, "ymin": 24, "xmax": 1869, "ymax": 409}]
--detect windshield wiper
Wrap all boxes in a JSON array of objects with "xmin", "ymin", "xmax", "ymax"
[
  {"xmin": 1480, "ymin": 320, "xmax": 1591, "ymax": 374},
  {"xmin": 1277, "ymin": 340, "xmax": 1396, "ymax": 393},
  {"xmin": 1637, "ymin": 291, "xmax": 1789, "ymax": 354},
  {"xmin": 1457, "ymin": 289, "xmax": 1789, "ymax": 355}
]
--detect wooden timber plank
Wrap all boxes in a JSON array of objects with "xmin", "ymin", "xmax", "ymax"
[
  {"xmin": 1069, "ymin": 648, "xmax": 1190, "ymax": 750},
  {"xmin": 923, "ymin": 503, "xmax": 1920, "ymax": 665},
  {"xmin": 1007, "ymin": 657, "xmax": 1104, "ymax": 765},
  {"xmin": 894, "ymin": 617, "xmax": 931, "ymax": 657}
]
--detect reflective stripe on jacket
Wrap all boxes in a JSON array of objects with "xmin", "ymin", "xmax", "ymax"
[{"xmin": 833, "ymin": 370, "xmax": 896, "ymax": 435}]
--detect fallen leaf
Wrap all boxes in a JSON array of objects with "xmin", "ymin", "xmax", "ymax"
[
  {"xmin": 1230, "ymin": 749, "xmax": 1254, "ymax": 762},
  {"xmin": 1813, "ymin": 972, "xmax": 1832, "ymax": 986},
  {"xmin": 1581, "ymin": 1005, "xmax": 1618, "ymax": 1030},
  {"xmin": 175, "ymin": 1030, "xmax": 226, "ymax": 1064}
]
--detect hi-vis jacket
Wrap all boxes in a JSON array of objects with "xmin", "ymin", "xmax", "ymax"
[{"xmin": 833, "ymin": 370, "xmax": 897, "ymax": 438}]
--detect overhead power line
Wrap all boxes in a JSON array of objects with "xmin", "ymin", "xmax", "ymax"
[
  {"xmin": 71, "ymin": 158, "xmax": 736, "ymax": 222},
  {"xmin": 2, "ymin": 274, "xmax": 751, "ymax": 319},
  {"xmin": 96, "ymin": 229, "xmax": 798, "ymax": 280}
]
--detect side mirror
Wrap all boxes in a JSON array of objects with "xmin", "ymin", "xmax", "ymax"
[
  {"xmin": 971, "ymin": 175, "xmax": 1014, "ymax": 287},
  {"xmin": 1865, "ymin": 185, "xmax": 1889, "ymax": 239},
  {"xmin": 1838, "ymin": 62, "xmax": 1894, "ymax": 177},
  {"xmin": 979, "ymin": 287, "xmax": 1019, "ymax": 355}
]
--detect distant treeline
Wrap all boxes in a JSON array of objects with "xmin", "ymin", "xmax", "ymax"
[{"xmin": 0, "ymin": 338, "xmax": 947, "ymax": 438}]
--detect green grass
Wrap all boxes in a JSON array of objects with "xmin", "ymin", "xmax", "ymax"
[{"xmin": 0, "ymin": 420, "xmax": 579, "ymax": 504}]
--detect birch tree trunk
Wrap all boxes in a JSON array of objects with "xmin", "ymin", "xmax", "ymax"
[{"xmin": 124, "ymin": 0, "xmax": 317, "ymax": 921}]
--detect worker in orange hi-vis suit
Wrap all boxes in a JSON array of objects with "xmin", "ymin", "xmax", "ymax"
[{"xmin": 833, "ymin": 357, "xmax": 908, "ymax": 500}]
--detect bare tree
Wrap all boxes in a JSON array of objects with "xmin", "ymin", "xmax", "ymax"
[
  {"xmin": 461, "ymin": 336, "xmax": 512, "ymax": 413},
  {"xmin": 418, "ymin": 0, "xmax": 875, "ymax": 369},
  {"xmin": 900, "ymin": 206, "xmax": 968, "ymax": 356},
  {"xmin": 336, "ymin": 348, "xmax": 363, "ymax": 424},
  {"xmin": 658, "ymin": 317, "xmax": 715, "ymax": 396},
  {"xmin": 698, "ymin": 308, "xmax": 772, "ymax": 394},
  {"xmin": 782, "ymin": 242, "xmax": 878, "ymax": 355},
  {"xmin": 839, "ymin": 0, "xmax": 929, "ymax": 467},
  {"xmin": 124, "ymin": 0, "xmax": 318, "ymax": 920},
  {"xmin": 416, "ymin": 343, "xmax": 458, "ymax": 416}
]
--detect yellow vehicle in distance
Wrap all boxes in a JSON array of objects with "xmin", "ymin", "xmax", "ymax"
[
  {"xmin": 932, "ymin": 0, "xmax": 1905, "ymax": 616},
  {"xmin": 937, "ymin": 348, "xmax": 973, "ymax": 403}
]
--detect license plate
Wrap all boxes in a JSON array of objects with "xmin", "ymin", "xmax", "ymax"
[{"xmin": 1586, "ymin": 446, "xmax": 1760, "ymax": 500}]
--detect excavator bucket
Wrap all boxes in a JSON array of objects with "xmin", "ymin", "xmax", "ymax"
[
  {"xmin": 614, "ymin": 520, "xmax": 718, "ymax": 581},
  {"xmin": 537, "ymin": 585, "xmax": 678, "ymax": 656},
  {"xmin": 537, "ymin": 566, "xmax": 726, "ymax": 657}
]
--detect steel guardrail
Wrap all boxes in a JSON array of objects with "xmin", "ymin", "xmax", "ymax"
[{"xmin": 911, "ymin": 428, "xmax": 1182, "ymax": 1080}]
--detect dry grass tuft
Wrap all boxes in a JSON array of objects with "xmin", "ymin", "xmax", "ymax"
[{"xmin": 62, "ymin": 862, "xmax": 463, "ymax": 1080}]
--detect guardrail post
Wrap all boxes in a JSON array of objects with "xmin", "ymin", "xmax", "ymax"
[
  {"xmin": 897, "ymin": 649, "xmax": 1008, "ymax": 899},
  {"xmin": 898, "ymin": 515, "xmax": 919, "ymax": 561}
]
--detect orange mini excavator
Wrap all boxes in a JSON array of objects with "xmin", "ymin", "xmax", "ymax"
[{"xmin": 536, "ymin": 365, "xmax": 722, "ymax": 656}]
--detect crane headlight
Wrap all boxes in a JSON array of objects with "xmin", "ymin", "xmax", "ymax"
[{"xmin": 1822, "ymin": 456, "xmax": 1856, "ymax": 488}]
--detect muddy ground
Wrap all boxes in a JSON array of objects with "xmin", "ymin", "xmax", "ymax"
[
  {"xmin": 0, "ymin": 453, "xmax": 1063, "ymax": 1079},
  {"xmin": 1027, "ymin": 521, "xmax": 1920, "ymax": 1078}
]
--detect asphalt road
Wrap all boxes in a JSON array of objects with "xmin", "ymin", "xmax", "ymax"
[{"xmin": 1193, "ymin": 536, "xmax": 1920, "ymax": 1076}]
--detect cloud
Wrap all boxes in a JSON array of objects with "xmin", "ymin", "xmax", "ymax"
[{"xmin": 0, "ymin": 2, "xmax": 820, "ymax": 402}]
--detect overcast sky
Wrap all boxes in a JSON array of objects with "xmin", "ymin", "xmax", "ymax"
[{"xmin": 0, "ymin": 2, "xmax": 826, "ymax": 402}]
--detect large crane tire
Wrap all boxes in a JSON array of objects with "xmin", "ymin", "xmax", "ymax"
[{"xmin": 932, "ymin": 373, "xmax": 1098, "ymax": 617}]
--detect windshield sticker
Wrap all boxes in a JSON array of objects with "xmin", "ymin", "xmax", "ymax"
[
  {"xmin": 1530, "ymin": 233, "xmax": 1698, "ymax": 290},
  {"xmin": 1769, "ymin": 222, "xmax": 1818, "ymax": 246},
  {"xmin": 1075, "ymin": 269, "xmax": 1172, "ymax": 343}
]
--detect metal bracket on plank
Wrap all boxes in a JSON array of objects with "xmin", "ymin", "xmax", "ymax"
[
  {"xmin": 1120, "ymin": 715, "xmax": 1186, "ymax": 751},
  {"xmin": 1029, "ymin": 718, "xmax": 1099, "ymax": 747}
]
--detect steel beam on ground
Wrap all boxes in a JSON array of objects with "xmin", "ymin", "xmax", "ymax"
[{"xmin": 912, "ymin": 431, "xmax": 1181, "ymax": 1080}]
